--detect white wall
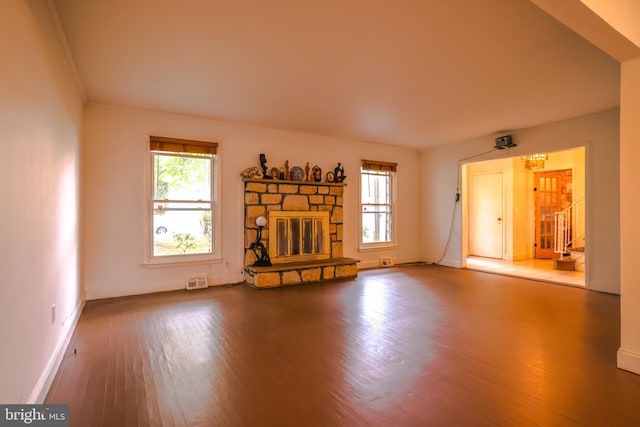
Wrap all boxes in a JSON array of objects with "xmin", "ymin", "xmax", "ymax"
[
  {"xmin": 619, "ymin": 56, "xmax": 640, "ymax": 373},
  {"xmin": 532, "ymin": 0, "xmax": 640, "ymax": 374},
  {"xmin": 420, "ymin": 110, "xmax": 620, "ymax": 294},
  {"xmin": 0, "ymin": 1, "xmax": 84, "ymax": 403},
  {"xmin": 82, "ymin": 104, "xmax": 421, "ymax": 299}
]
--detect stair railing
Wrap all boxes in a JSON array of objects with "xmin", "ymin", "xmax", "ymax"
[{"xmin": 554, "ymin": 195, "xmax": 585, "ymax": 255}]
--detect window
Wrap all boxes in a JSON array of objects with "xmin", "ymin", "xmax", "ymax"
[
  {"xmin": 149, "ymin": 136, "xmax": 219, "ymax": 261},
  {"xmin": 360, "ymin": 159, "xmax": 397, "ymax": 246}
]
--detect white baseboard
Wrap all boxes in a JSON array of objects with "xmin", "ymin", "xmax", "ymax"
[
  {"xmin": 506, "ymin": 252, "xmax": 529, "ymax": 261},
  {"xmin": 357, "ymin": 257, "xmax": 422, "ymax": 270},
  {"xmin": 86, "ymin": 273, "xmax": 244, "ymax": 300},
  {"xmin": 617, "ymin": 348, "xmax": 640, "ymax": 375},
  {"xmin": 28, "ymin": 299, "xmax": 85, "ymax": 404},
  {"xmin": 434, "ymin": 258, "xmax": 462, "ymax": 268},
  {"xmin": 588, "ymin": 281, "xmax": 620, "ymax": 295},
  {"xmin": 394, "ymin": 257, "xmax": 422, "ymax": 265},
  {"xmin": 208, "ymin": 273, "xmax": 245, "ymax": 287},
  {"xmin": 357, "ymin": 260, "xmax": 380, "ymax": 270}
]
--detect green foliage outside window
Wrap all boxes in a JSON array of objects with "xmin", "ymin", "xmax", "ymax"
[{"xmin": 152, "ymin": 152, "xmax": 213, "ymax": 257}]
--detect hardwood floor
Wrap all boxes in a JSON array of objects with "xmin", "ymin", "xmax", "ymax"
[{"xmin": 46, "ymin": 264, "xmax": 640, "ymax": 426}]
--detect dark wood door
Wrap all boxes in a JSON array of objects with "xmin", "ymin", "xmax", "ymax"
[{"xmin": 534, "ymin": 170, "xmax": 573, "ymax": 259}]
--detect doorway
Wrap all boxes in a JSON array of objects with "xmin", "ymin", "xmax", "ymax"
[{"xmin": 463, "ymin": 147, "xmax": 585, "ymax": 287}]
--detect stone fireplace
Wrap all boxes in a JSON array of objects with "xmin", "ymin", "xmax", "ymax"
[{"xmin": 243, "ymin": 178, "xmax": 358, "ymax": 288}]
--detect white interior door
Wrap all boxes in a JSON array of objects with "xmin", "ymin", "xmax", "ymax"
[{"xmin": 469, "ymin": 172, "xmax": 504, "ymax": 259}]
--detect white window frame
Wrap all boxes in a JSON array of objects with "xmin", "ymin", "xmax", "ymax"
[
  {"xmin": 359, "ymin": 163, "xmax": 397, "ymax": 250},
  {"xmin": 144, "ymin": 140, "xmax": 222, "ymax": 266}
]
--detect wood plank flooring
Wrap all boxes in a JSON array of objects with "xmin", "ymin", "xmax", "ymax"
[{"xmin": 45, "ymin": 264, "xmax": 640, "ymax": 426}]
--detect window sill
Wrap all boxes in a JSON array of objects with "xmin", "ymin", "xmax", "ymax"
[
  {"xmin": 142, "ymin": 257, "xmax": 223, "ymax": 268},
  {"xmin": 358, "ymin": 243, "xmax": 399, "ymax": 252}
]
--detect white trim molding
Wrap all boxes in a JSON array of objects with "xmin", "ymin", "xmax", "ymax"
[
  {"xmin": 617, "ymin": 348, "xmax": 640, "ymax": 375},
  {"xmin": 28, "ymin": 300, "xmax": 85, "ymax": 404}
]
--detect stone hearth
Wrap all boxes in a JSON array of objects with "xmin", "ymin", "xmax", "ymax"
[{"xmin": 245, "ymin": 258, "xmax": 358, "ymax": 288}]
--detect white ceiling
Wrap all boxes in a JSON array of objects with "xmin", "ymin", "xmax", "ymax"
[{"xmin": 52, "ymin": 0, "xmax": 621, "ymax": 148}]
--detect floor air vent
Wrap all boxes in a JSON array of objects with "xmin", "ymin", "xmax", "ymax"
[
  {"xmin": 186, "ymin": 275, "xmax": 208, "ymax": 290},
  {"xmin": 380, "ymin": 257, "xmax": 394, "ymax": 267}
]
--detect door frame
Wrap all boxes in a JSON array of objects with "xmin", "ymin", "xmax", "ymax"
[
  {"xmin": 460, "ymin": 146, "xmax": 588, "ymax": 289},
  {"xmin": 461, "ymin": 161, "xmax": 511, "ymax": 265}
]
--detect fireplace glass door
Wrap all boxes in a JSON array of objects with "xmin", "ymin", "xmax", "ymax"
[{"xmin": 269, "ymin": 212, "xmax": 330, "ymax": 263}]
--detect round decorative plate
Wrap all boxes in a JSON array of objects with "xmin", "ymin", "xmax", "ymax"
[{"xmin": 290, "ymin": 166, "xmax": 305, "ymax": 181}]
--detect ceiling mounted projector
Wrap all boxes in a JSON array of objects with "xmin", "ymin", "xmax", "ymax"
[{"xmin": 494, "ymin": 135, "xmax": 516, "ymax": 149}]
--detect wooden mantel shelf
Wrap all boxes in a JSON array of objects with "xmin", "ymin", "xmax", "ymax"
[{"xmin": 243, "ymin": 178, "xmax": 347, "ymax": 187}]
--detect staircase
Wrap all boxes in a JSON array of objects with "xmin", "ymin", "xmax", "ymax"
[
  {"xmin": 553, "ymin": 196, "xmax": 585, "ymax": 271},
  {"xmin": 569, "ymin": 247, "xmax": 585, "ymax": 272}
]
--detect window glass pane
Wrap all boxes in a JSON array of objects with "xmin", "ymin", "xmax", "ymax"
[
  {"xmin": 153, "ymin": 153, "xmax": 211, "ymax": 201},
  {"xmin": 362, "ymin": 206, "xmax": 392, "ymax": 243},
  {"xmin": 361, "ymin": 171, "xmax": 390, "ymax": 204},
  {"xmin": 153, "ymin": 208, "xmax": 212, "ymax": 256},
  {"xmin": 361, "ymin": 166, "xmax": 394, "ymax": 245}
]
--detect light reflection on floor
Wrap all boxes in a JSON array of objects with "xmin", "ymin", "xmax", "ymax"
[
  {"xmin": 465, "ymin": 256, "xmax": 585, "ymax": 287},
  {"xmin": 342, "ymin": 276, "xmax": 439, "ymax": 411}
]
